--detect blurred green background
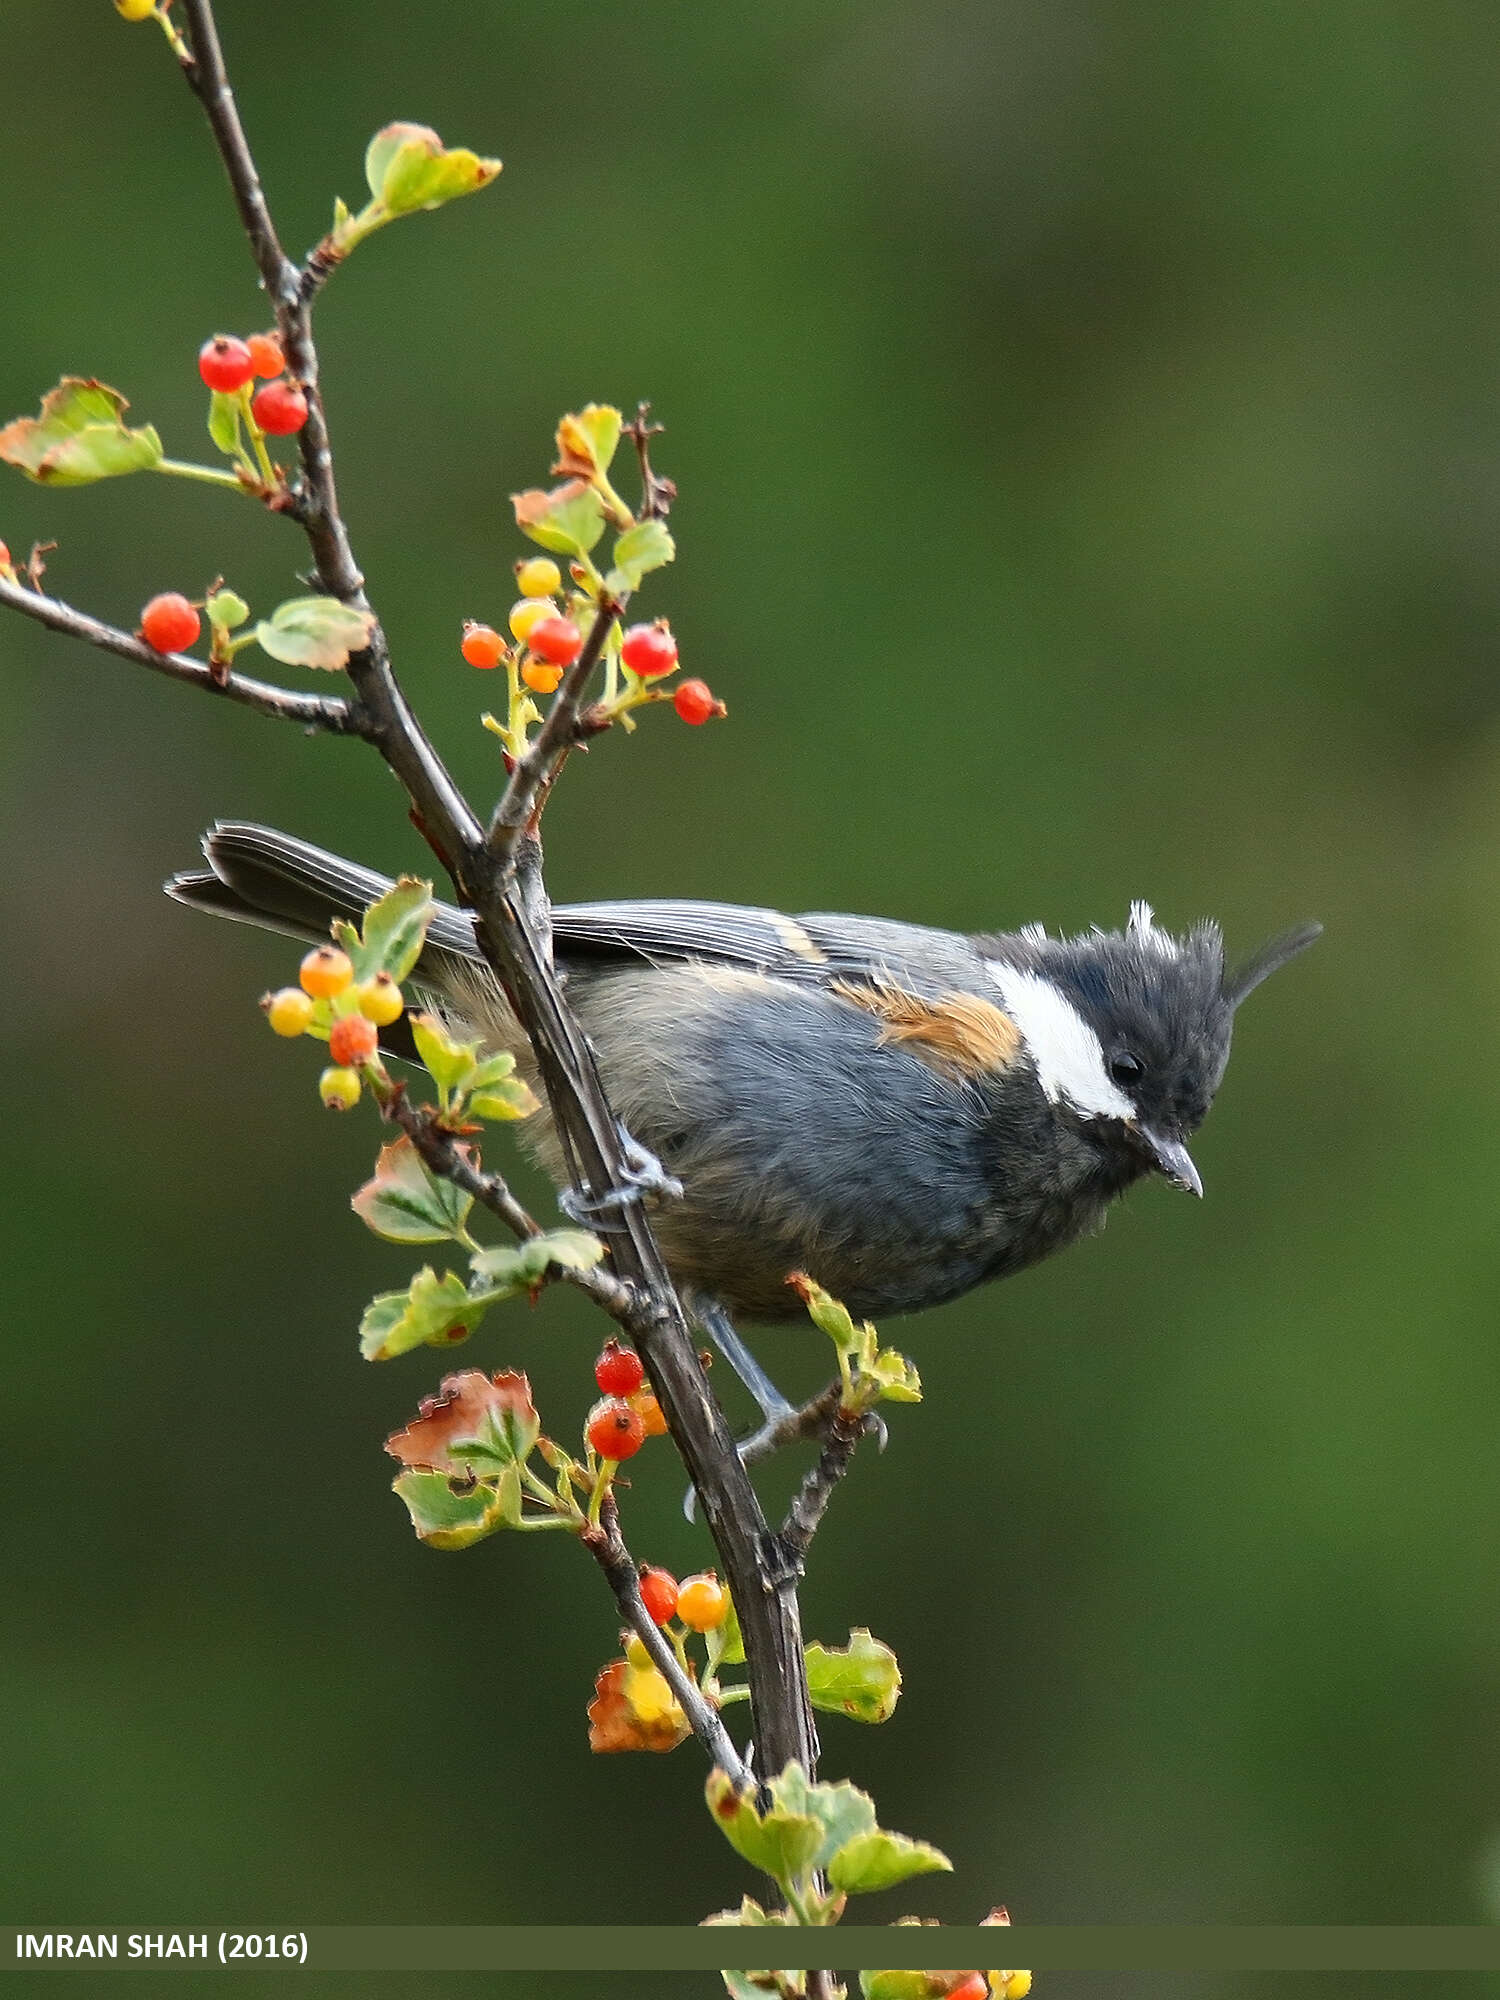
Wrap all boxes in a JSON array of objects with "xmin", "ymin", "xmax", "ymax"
[{"xmin": 5, "ymin": 0, "xmax": 1500, "ymax": 1992}]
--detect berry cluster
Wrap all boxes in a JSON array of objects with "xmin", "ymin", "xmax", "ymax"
[
  {"xmin": 198, "ymin": 331, "xmax": 307, "ymax": 435},
  {"xmin": 583, "ymin": 1338, "xmax": 666, "ymax": 1463},
  {"xmin": 261, "ymin": 942, "xmax": 403, "ymax": 1111}
]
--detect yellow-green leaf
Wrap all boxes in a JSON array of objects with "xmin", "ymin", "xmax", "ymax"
[{"xmin": 0, "ymin": 378, "xmax": 163, "ymax": 486}]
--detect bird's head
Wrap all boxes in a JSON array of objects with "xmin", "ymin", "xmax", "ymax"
[{"xmin": 984, "ymin": 904, "xmax": 1321, "ymax": 1195}]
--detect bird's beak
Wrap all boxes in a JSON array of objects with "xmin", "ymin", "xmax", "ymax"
[{"xmin": 1140, "ymin": 1128, "xmax": 1204, "ymax": 1197}]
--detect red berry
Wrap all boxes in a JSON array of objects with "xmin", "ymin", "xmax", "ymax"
[
  {"xmin": 328, "ymin": 1012, "xmax": 378, "ymax": 1066},
  {"xmin": 198, "ymin": 334, "xmax": 254, "ymax": 394},
  {"xmin": 949, "ymin": 1980, "xmax": 989, "ymax": 2000},
  {"xmin": 594, "ymin": 1339, "xmax": 646, "ymax": 1398},
  {"xmin": 620, "ymin": 621, "xmax": 679, "ymax": 679},
  {"xmin": 251, "ymin": 379, "xmax": 309, "ymax": 435},
  {"xmin": 673, "ymin": 677, "xmax": 723, "ymax": 725},
  {"xmin": 526, "ymin": 615, "xmax": 583, "ymax": 667},
  {"xmin": 586, "ymin": 1398, "xmax": 647, "ymax": 1462},
  {"xmin": 461, "ymin": 622, "xmax": 505, "ymax": 669},
  {"xmin": 139, "ymin": 592, "xmax": 201, "ymax": 654},
  {"xmin": 638, "ymin": 1567, "xmax": 679, "ymax": 1625},
  {"xmin": 246, "ymin": 332, "xmax": 285, "ymax": 378}
]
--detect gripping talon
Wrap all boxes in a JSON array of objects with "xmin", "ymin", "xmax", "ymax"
[{"xmin": 560, "ymin": 1122, "xmax": 683, "ymax": 1222}]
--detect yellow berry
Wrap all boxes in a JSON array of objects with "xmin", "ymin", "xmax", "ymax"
[
  {"xmin": 114, "ymin": 0, "xmax": 157, "ymax": 19},
  {"xmin": 990, "ymin": 1977, "xmax": 1032, "ymax": 2000},
  {"xmin": 676, "ymin": 1572, "xmax": 729, "ymax": 1632},
  {"xmin": 299, "ymin": 943, "xmax": 354, "ymax": 999},
  {"xmin": 319, "ymin": 1065, "xmax": 362, "ymax": 1111},
  {"xmin": 508, "ymin": 595, "xmax": 557, "ymax": 643},
  {"xmin": 263, "ymin": 986, "xmax": 315, "ymax": 1038},
  {"xmin": 356, "ymin": 972, "xmax": 405, "ymax": 1026},
  {"xmin": 516, "ymin": 557, "xmax": 563, "ymax": 598}
]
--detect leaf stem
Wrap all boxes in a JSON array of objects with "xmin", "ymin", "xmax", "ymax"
[{"xmin": 153, "ymin": 456, "xmax": 250, "ymax": 491}]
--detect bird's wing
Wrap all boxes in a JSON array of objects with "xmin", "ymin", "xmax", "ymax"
[{"xmin": 552, "ymin": 899, "xmax": 987, "ymax": 993}]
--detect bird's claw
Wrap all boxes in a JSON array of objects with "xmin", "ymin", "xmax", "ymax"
[{"xmin": 560, "ymin": 1124, "xmax": 683, "ymax": 1223}]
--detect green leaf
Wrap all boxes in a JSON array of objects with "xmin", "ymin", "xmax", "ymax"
[
  {"xmin": 606, "ymin": 518, "xmax": 676, "ymax": 593},
  {"xmin": 511, "ymin": 479, "xmax": 607, "ymax": 556},
  {"xmin": 701, "ymin": 1898, "xmax": 790, "ymax": 1929},
  {"xmin": 351, "ymin": 1136, "xmax": 473, "ymax": 1244},
  {"xmin": 358, "ymin": 1265, "xmax": 477, "ymax": 1361},
  {"xmin": 386, "ymin": 1368, "xmax": 541, "ymax": 1475},
  {"xmin": 827, "ymin": 1828, "xmax": 952, "ymax": 1897},
  {"xmin": 468, "ymin": 1050, "xmax": 518, "ymax": 1088},
  {"xmin": 719, "ymin": 1977, "xmax": 805, "ymax": 2000},
  {"xmin": 205, "ymin": 587, "xmax": 249, "ymax": 630},
  {"xmin": 0, "ymin": 377, "xmax": 163, "ymax": 486},
  {"xmin": 410, "ymin": 1012, "xmax": 482, "ymax": 1098},
  {"xmin": 391, "ymin": 1466, "xmax": 519, "ymax": 1548},
  {"xmin": 705, "ymin": 1770, "xmax": 823, "ymax": 1889},
  {"xmin": 867, "ymin": 1348, "xmax": 922, "ymax": 1403},
  {"xmin": 860, "ymin": 1977, "xmax": 940, "ymax": 2000},
  {"xmin": 207, "ymin": 389, "xmax": 242, "ymax": 459},
  {"xmin": 469, "ymin": 1077, "xmax": 540, "ymax": 1122},
  {"xmin": 352, "ymin": 878, "xmax": 435, "ymax": 983},
  {"xmin": 717, "ymin": 1595, "xmax": 746, "ymax": 1668},
  {"xmin": 805, "ymin": 1629, "xmax": 902, "ymax": 1724},
  {"xmin": 254, "ymin": 595, "xmax": 376, "ymax": 670},
  {"xmin": 468, "ymin": 1227, "xmax": 603, "ymax": 1294},
  {"xmin": 554, "ymin": 403, "xmax": 623, "ymax": 479},
  {"xmin": 768, "ymin": 1765, "xmax": 877, "ymax": 1873},
  {"xmin": 364, "ymin": 121, "xmax": 501, "ymax": 217}
]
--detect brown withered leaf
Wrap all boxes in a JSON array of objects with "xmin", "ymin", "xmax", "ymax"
[
  {"xmin": 384, "ymin": 1368, "xmax": 539, "ymax": 1476},
  {"xmin": 587, "ymin": 1658, "xmax": 692, "ymax": 1754}
]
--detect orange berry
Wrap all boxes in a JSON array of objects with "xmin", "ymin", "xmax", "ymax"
[
  {"xmin": 139, "ymin": 593, "xmax": 201, "ymax": 654},
  {"xmin": 676, "ymin": 1572, "xmax": 729, "ymax": 1632},
  {"xmin": 673, "ymin": 678, "xmax": 723, "ymax": 725},
  {"xmin": 328, "ymin": 1012, "xmax": 378, "ymax": 1066},
  {"xmin": 299, "ymin": 944, "xmax": 354, "ymax": 999},
  {"xmin": 461, "ymin": 622, "xmax": 505, "ymax": 669},
  {"xmin": 585, "ymin": 1398, "xmax": 647, "ymax": 1462},
  {"xmin": 628, "ymin": 1388, "xmax": 668, "ymax": 1437},
  {"xmin": 522, "ymin": 659, "xmax": 564, "ymax": 694},
  {"xmin": 246, "ymin": 332, "xmax": 284, "ymax": 378}
]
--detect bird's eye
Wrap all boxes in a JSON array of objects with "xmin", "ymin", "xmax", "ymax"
[{"xmin": 1109, "ymin": 1051, "xmax": 1144, "ymax": 1086}]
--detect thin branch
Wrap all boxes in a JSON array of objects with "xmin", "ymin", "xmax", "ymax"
[
  {"xmin": 381, "ymin": 1090, "xmax": 640, "ymax": 1321},
  {"xmin": 584, "ymin": 1491, "xmax": 750, "ymax": 1787},
  {"xmin": 779, "ymin": 1412, "xmax": 867, "ymax": 1568},
  {"xmin": 485, "ymin": 596, "xmax": 619, "ymax": 865},
  {"xmin": 0, "ymin": 574, "xmax": 356, "ymax": 731},
  {"xmin": 172, "ymin": 0, "xmax": 823, "ymax": 1800}
]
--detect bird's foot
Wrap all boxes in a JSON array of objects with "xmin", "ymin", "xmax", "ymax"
[{"xmin": 560, "ymin": 1124, "xmax": 683, "ymax": 1223}]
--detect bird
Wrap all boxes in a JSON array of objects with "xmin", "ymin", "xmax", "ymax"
[{"xmin": 168, "ymin": 822, "xmax": 1319, "ymax": 1438}]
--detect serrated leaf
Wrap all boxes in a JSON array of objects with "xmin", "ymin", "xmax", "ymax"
[
  {"xmin": 358, "ymin": 1265, "xmax": 477, "ymax": 1361},
  {"xmin": 468, "ymin": 1050, "xmax": 518, "ymax": 1088},
  {"xmin": 769, "ymin": 1765, "xmax": 877, "ymax": 1873},
  {"xmin": 352, "ymin": 877, "xmax": 434, "ymax": 983},
  {"xmin": 805, "ymin": 1629, "xmax": 902, "ymax": 1724},
  {"xmin": 608, "ymin": 518, "xmax": 676, "ymax": 591},
  {"xmin": 701, "ymin": 1898, "xmax": 791, "ymax": 1929},
  {"xmin": 364, "ymin": 121, "xmax": 501, "ymax": 216},
  {"xmin": 254, "ymin": 595, "xmax": 376, "ymax": 670},
  {"xmin": 511, "ymin": 479, "xmax": 607, "ymax": 556},
  {"xmin": 553, "ymin": 403, "xmax": 623, "ymax": 480},
  {"xmin": 385, "ymin": 1368, "xmax": 540, "ymax": 1474},
  {"xmin": 705, "ymin": 1770, "xmax": 822, "ymax": 1887},
  {"xmin": 391, "ymin": 1466, "xmax": 518, "ymax": 1548},
  {"xmin": 0, "ymin": 378, "xmax": 163, "ymax": 485},
  {"xmin": 827, "ymin": 1828, "xmax": 952, "ymax": 1897},
  {"xmin": 868, "ymin": 1348, "xmax": 922, "ymax": 1403},
  {"xmin": 469, "ymin": 1078, "xmax": 539, "ymax": 1122},
  {"xmin": 207, "ymin": 389, "xmax": 242, "ymax": 459},
  {"xmin": 532, "ymin": 1227, "xmax": 605, "ymax": 1272},
  {"xmin": 409, "ymin": 1012, "xmax": 482, "ymax": 1098},
  {"xmin": 352, "ymin": 1136, "xmax": 473, "ymax": 1244},
  {"xmin": 467, "ymin": 1227, "xmax": 603, "ymax": 1294}
]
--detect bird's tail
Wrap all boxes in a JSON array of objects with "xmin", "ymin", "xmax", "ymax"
[{"xmin": 165, "ymin": 820, "xmax": 486, "ymax": 995}]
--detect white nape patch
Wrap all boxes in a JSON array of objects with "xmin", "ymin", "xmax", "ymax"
[
  {"xmin": 1128, "ymin": 900, "xmax": 1179, "ymax": 957},
  {"xmin": 987, "ymin": 964, "xmax": 1135, "ymax": 1122}
]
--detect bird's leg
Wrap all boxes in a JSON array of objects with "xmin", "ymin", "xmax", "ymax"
[{"xmin": 559, "ymin": 1121, "xmax": 684, "ymax": 1223}]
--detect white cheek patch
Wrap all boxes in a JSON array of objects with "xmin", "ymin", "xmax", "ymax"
[{"xmin": 987, "ymin": 964, "xmax": 1135, "ymax": 1122}]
